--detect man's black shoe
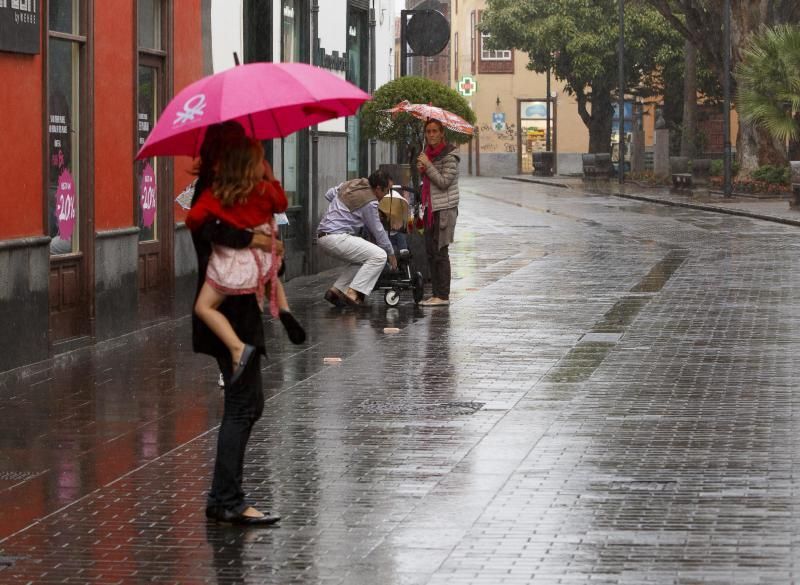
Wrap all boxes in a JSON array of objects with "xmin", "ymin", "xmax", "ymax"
[{"xmin": 324, "ymin": 288, "xmax": 345, "ymax": 307}]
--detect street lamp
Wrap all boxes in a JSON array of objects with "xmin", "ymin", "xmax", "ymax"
[
  {"xmin": 618, "ymin": 0, "xmax": 625, "ymax": 185},
  {"xmin": 722, "ymin": 0, "xmax": 732, "ymax": 197}
]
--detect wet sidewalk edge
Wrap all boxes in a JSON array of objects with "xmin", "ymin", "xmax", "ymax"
[{"xmin": 503, "ymin": 174, "xmax": 800, "ymax": 228}]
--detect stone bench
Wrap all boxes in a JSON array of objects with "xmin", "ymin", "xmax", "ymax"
[
  {"xmin": 672, "ymin": 173, "xmax": 692, "ymax": 189},
  {"xmin": 691, "ymin": 158, "xmax": 712, "ymax": 186},
  {"xmin": 582, "ymin": 153, "xmax": 612, "ymax": 180}
]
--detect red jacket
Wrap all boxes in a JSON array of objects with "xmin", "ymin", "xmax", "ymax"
[{"xmin": 185, "ymin": 180, "xmax": 288, "ymax": 231}]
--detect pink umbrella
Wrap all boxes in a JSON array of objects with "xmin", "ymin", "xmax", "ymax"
[
  {"xmin": 383, "ymin": 100, "xmax": 474, "ymax": 135},
  {"xmin": 136, "ymin": 62, "xmax": 371, "ymax": 159}
]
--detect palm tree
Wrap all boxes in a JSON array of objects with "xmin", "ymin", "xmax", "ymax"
[{"xmin": 736, "ymin": 24, "xmax": 800, "ymax": 156}]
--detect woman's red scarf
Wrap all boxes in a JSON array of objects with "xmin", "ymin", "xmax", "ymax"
[{"xmin": 421, "ymin": 141, "xmax": 447, "ymax": 227}]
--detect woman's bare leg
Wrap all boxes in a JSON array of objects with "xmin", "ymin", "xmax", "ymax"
[
  {"xmin": 275, "ymin": 279, "xmax": 290, "ymax": 312},
  {"xmin": 195, "ymin": 282, "xmax": 245, "ymax": 365}
]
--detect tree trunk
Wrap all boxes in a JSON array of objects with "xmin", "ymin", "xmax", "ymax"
[
  {"xmin": 576, "ymin": 88, "xmax": 614, "ymax": 154},
  {"xmin": 736, "ymin": 122, "xmax": 787, "ymax": 172},
  {"xmin": 588, "ymin": 115, "xmax": 614, "ymax": 154},
  {"xmin": 679, "ymin": 40, "xmax": 697, "ymax": 159},
  {"xmin": 789, "ymin": 112, "xmax": 800, "ymax": 161}
]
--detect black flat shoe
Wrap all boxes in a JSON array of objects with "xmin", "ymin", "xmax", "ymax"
[
  {"xmin": 279, "ymin": 310, "xmax": 306, "ymax": 344},
  {"xmin": 230, "ymin": 344, "xmax": 255, "ymax": 387},
  {"xmin": 230, "ymin": 512, "xmax": 281, "ymax": 526},
  {"xmin": 206, "ymin": 506, "xmax": 281, "ymax": 526}
]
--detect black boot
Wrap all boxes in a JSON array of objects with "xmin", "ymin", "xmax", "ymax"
[{"xmin": 279, "ymin": 310, "xmax": 306, "ymax": 344}]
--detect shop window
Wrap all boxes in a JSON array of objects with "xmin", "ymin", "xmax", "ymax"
[
  {"xmin": 138, "ymin": 0, "xmax": 162, "ymax": 50},
  {"xmin": 346, "ymin": 8, "xmax": 368, "ymax": 180},
  {"xmin": 469, "ymin": 11, "xmax": 475, "ymax": 75},
  {"xmin": 49, "ymin": 0, "xmax": 81, "ymax": 34},
  {"xmin": 136, "ymin": 0, "xmax": 166, "ymax": 244},
  {"xmin": 277, "ymin": 0, "xmax": 303, "ymax": 204},
  {"xmin": 47, "ymin": 0, "xmax": 85, "ymax": 256}
]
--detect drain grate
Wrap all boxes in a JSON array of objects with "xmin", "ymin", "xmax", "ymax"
[
  {"xmin": 0, "ymin": 471, "xmax": 43, "ymax": 482},
  {"xmin": 607, "ymin": 480, "xmax": 677, "ymax": 492},
  {"xmin": 0, "ymin": 556, "xmax": 22, "ymax": 571},
  {"xmin": 580, "ymin": 332, "xmax": 623, "ymax": 343},
  {"xmin": 357, "ymin": 400, "xmax": 485, "ymax": 416}
]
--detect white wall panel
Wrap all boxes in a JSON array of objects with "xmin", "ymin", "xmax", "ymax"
[{"xmin": 211, "ymin": 0, "xmax": 244, "ymax": 73}]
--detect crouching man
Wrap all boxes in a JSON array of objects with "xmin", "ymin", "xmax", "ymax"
[{"xmin": 317, "ymin": 169, "xmax": 398, "ymax": 306}]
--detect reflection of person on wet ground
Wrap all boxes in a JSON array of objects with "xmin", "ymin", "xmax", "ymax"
[
  {"xmin": 317, "ymin": 169, "xmax": 398, "ymax": 307},
  {"xmin": 189, "ymin": 121, "xmax": 282, "ymax": 526}
]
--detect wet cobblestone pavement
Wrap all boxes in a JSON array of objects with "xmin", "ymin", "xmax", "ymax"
[{"xmin": 2, "ymin": 176, "xmax": 800, "ymax": 583}]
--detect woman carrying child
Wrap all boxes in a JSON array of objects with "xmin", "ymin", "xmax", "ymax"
[
  {"xmin": 187, "ymin": 133, "xmax": 305, "ymax": 387},
  {"xmin": 189, "ymin": 122, "xmax": 304, "ymax": 526}
]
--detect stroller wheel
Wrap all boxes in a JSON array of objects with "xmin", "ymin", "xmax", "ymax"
[
  {"xmin": 384, "ymin": 289, "xmax": 401, "ymax": 307},
  {"xmin": 412, "ymin": 272, "xmax": 424, "ymax": 304}
]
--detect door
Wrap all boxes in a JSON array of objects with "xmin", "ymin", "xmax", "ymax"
[
  {"xmin": 518, "ymin": 99, "xmax": 555, "ymax": 174},
  {"xmin": 47, "ymin": 1, "xmax": 91, "ymax": 344},
  {"xmin": 136, "ymin": 57, "xmax": 172, "ymax": 323}
]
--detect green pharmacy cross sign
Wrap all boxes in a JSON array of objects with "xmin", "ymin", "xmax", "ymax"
[{"xmin": 458, "ymin": 76, "xmax": 477, "ymax": 97}]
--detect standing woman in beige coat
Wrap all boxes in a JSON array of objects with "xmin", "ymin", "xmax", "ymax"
[{"xmin": 417, "ymin": 119, "xmax": 460, "ymax": 306}]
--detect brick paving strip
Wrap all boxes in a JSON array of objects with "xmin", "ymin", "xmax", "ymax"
[{"xmin": 1, "ymin": 177, "xmax": 799, "ymax": 583}]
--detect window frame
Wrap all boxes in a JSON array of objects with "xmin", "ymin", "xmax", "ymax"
[
  {"xmin": 480, "ymin": 31, "xmax": 511, "ymax": 61},
  {"xmin": 45, "ymin": 0, "xmax": 89, "ymax": 257}
]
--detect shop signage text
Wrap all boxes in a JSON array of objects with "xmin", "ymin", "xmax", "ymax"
[
  {"xmin": 140, "ymin": 163, "xmax": 157, "ymax": 228},
  {"xmin": 0, "ymin": 0, "xmax": 40, "ymax": 55},
  {"xmin": 317, "ymin": 47, "xmax": 347, "ymax": 72},
  {"xmin": 55, "ymin": 168, "xmax": 76, "ymax": 241}
]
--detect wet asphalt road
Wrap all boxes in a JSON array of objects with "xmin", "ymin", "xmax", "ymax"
[{"xmin": 1, "ymin": 176, "xmax": 799, "ymax": 584}]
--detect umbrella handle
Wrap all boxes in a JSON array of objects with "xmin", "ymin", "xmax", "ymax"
[{"xmin": 230, "ymin": 52, "xmax": 258, "ymax": 138}]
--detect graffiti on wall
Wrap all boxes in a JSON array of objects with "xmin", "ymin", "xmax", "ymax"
[{"xmin": 478, "ymin": 123, "xmax": 518, "ymax": 153}]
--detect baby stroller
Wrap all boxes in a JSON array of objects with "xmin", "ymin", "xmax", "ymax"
[{"xmin": 375, "ymin": 186, "xmax": 425, "ymax": 306}]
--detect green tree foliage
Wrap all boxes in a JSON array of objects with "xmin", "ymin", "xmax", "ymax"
[
  {"xmin": 737, "ymin": 25, "xmax": 800, "ymax": 145},
  {"xmin": 480, "ymin": 0, "xmax": 684, "ymax": 153},
  {"xmin": 360, "ymin": 76, "xmax": 476, "ymax": 162}
]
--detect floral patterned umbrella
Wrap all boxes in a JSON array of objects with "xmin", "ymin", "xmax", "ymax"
[{"xmin": 383, "ymin": 100, "xmax": 474, "ymax": 135}]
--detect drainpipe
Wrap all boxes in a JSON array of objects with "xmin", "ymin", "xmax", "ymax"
[
  {"xmin": 369, "ymin": 1, "xmax": 377, "ymax": 171},
  {"xmin": 310, "ymin": 0, "xmax": 320, "ymax": 272}
]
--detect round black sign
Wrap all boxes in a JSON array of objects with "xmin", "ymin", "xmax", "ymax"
[{"xmin": 406, "ymin": 10, "xmax": 450, "ymax": 56}]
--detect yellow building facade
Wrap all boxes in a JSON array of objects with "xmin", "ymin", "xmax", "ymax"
[{"xmin": 450, "ymin": 0, "xmax": 589, "ymax": 176}]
